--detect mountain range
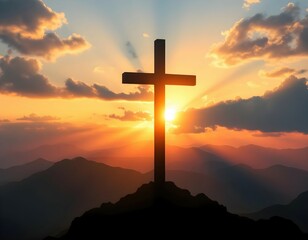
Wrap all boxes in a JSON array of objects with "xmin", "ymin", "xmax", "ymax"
[
  {"xmin": 247, "ymin": 190, "xmax": 308, "ymax": 233},
  {"xmin": 201, "ymin": 144, "xmax": 308, "ymax": 170},
  {"xmin": 2, "ymin": 142, "xmax": 308, "ymax": 171},
  {"xmin": 2, "ymin": 157, "xmax": 308, "ymax": 239},
  {"xmin": 0, "ymin": 144, "xmax": 86, "ymax": 168},
  {"xmin": 165, "ymin": 164, "xmax": 308, "ymax": 212},
  {"xmin": 87, "ymin": 142, "xmax": 308, "ymax": 172},
  {"xmin": 0, "ymin": 158, "xmax": 52, "ymax": 185},
  {"xmin": 0, "ymin": 158, "xmax": 145, "ymax": 240}
]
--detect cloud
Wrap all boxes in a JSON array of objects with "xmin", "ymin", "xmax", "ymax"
[
  {"xmin": 252, "ymin": 132, "xmax": 284, "ymax": 137},
  {"xmin": 0, "ymin": 0, "xmax": 89, "ymax": 59},
  {"xmin": 65, "ymin": 79, "xmax": 153, "ymax": 101},
  {"xmin": 108, "ymin": 107, "xmax": 152, "ymax": 121},
  {"xmin": 260, "ymin": 67, "xmax": 308, "ymax": 78},
  {"xmin": 126, "ymin": 41, "xmax": 138, "ymax": 59},
  {"xmin": 125, "ymin": 41, "xmax": 143, "ymax": 70},
  {"xmin": 0, "ymin": 119, "xmax": 10, "ymax": 123},
  {"xmin": 0, "ymin": 32, "xmax": 90, "ymax": 60},
  {"xmin": 0, "ymin": 55, "xmax": 153, "ymax": 101},
  {"xmin": 174, "ymin": 76, "xmax": 308, "ymax": 134},
  {"xmin": 0, "ymin": 55, "xmax": 58, "ymax": 97},
  {"xmin": 0, "ymin": 0, "xmax": 65, "ymax": 38},
  {"xmin": 65, "ymin": 78, "xmax": 95, "ymax": 97},
  {"xmin": 243, "ymin": 0, "xmax": 261, "ymax": 10},
  {"xmin": 17, "ymin": 113, "xmax": 60, "ymax": 122},
  {"xmin": 210, "ymin": 3, "xmax": 308, "ymax": 66},
  {"xmin": 93, "ymin": 84, "xmax": 153, "ymax": 101}
]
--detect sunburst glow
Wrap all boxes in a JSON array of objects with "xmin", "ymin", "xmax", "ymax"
[{"xmin": 165, "ymin": 108, "xmax": 177, "ymax": 122}]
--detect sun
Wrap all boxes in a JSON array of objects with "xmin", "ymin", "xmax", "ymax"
[{"xmin": 165, "ymin": 108, "xmax": 177, "ymax": 122}]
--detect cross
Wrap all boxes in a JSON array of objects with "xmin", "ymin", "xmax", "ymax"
[{"xmin": 122, "ymin": 39, "xmax": 196, "ymax": 185}]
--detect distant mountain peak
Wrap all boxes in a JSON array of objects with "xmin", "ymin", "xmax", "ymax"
[
  {"xmin": 53, "ymin": 157, "xmax": 91, "ymax": 165},
  {"xmin": 239, "ymin": 144, "xmax": 270, "ymax": 150}
]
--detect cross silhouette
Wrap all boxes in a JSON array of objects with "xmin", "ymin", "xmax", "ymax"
[{"xmin": 122, "ymin": 39, "xmax": 196, "ymax": 185}]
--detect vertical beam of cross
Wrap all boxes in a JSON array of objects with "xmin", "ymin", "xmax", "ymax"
[
  {"xmin": 122, "ymin": 39, "xmax": 196, "ymax": 185},
  {"xmin": 154, "ymin": 40, "xmax": 166, "ymax": 185}
]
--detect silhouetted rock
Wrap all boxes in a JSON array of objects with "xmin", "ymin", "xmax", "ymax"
[{"xmin": 55, "ymin": 182, "xmax": 307, "ymax": 239}]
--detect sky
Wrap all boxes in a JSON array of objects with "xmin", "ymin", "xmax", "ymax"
[{"xmin": 1, "ymin": 0, "xmax": 308, "ymax": 154}]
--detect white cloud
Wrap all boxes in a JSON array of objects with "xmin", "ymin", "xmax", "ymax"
[{"xmin": 243, "ymin": 0, "xmax": 261, "ymax": 10}]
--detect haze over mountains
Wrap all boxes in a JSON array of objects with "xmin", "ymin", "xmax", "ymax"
[
  {"xmin": 0, "ymin": 144, "xmax": 87, "ymax": 168},
  {"xmin": 2, "ymin": 155, "xmax": 308, "ymax": 239},
  {"xmin": 1, "ymin": 142, "xmax": 308, "ymax": 239},
  {"xmin": 1, "ymin": 142, "xmax": 308, "ymax": 171},
  {"xmin": 0, "ymin": 158, "xmax": 52, "ymax": 185},
  {"xmin": 201, "ymin": 144, "xmax": 308, "ymax": 170}
]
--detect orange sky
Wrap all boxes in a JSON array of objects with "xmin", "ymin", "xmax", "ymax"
[{"xmin": 1, "ymin": 0, "xmax": 308, "ymax": 153}]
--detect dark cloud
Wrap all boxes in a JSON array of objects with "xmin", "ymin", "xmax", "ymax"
[
  {"xmin": 210, "ymin": 3, "xmax": 308, "ymax": 66},
  {"xmin": 0, "ymin": 0, "xmax": 64, "ymax": 37},
  {"xmin": 0, "ymin": 0, "xmax": 89, "ymax": 59},
  {"xmin": 17, "ymin": 113, "xmax": 60, "ymax": 122},
  {"xmin": 0, "ymin": 55, "xmax": 58, "ymax": 97},
  {"xmin": 65, "ymin": 78, "xmax": 95, "ymax": 97},
  {"xmin": 252, "ymin": 132, "xmax": 284, "ymax": 137},
  {"xmin": 125, "ymin": 41, "xmax": 143, "ymax": 71},
  {"xmin": 0, "ymin": 32, "xmax": 90, "ymax": 60},
  {"xmin": 0, "ymin": 56, "xmax": 153, "ymax": 101},
  {"xmin": 261, "ymin": 67, "xmax": 308, "ymax": 78},
  {"xmin": 65, "ymin": 78, "xmax": 153, "ymax": 101},
  {"xmin": 94, "ymin": 84, "xmax": 153, "ymax": 101},
  {"xmin": 126, "ymin": 41, "xmax": 138, "ymax": 59},
  {"xmin": 174, "ymin": 76, "xmax": 308, "ymax": 134},
  {"xmin": 108, "ymin": 107, "xmax": 152, "ymax": 121}
]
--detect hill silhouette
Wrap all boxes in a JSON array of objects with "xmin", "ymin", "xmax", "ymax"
[
  {"xmin": 2, "ymin": 158, "xmax": 308, "ymax": 239},
  {"xmin": 0, "ymin": 144, "xmax": 86, "ymax": 168},
  {"xmin": 0, "ymin": 157, "xmax": 145, "ymax": 240},
  {"xmin": 2, "ymin": 142, "xmax": 308, "ymax": 172},
  {"xmin": 0, "ymin": 158, "xmax": 308, "ymax": 240},
  {"xmin": 48, "ymin": 182, "xmax": 307, "ymax": 239},
  {"xmin": 0, "ymin": 158, "xmax": 53, "ymax": 185},
  {"xmin": 247, "ymin": 190, "xmax": 308, "ymax": 233}
]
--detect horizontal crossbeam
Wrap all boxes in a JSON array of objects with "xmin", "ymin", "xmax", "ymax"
[{"xmin": 122, "ymin": 72, "xmax": 196, "ymax": 86}]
